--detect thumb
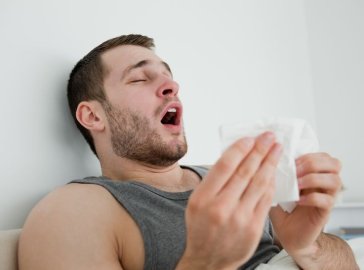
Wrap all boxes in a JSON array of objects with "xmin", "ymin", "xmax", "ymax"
[{"xmin": 269, "ymin": 205, "xmax": 287, "ymax": 228}]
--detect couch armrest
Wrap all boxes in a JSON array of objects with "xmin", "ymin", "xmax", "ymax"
[{"xmin": 0, "ymin": 229, "xmax": 22, "ymax": 270}]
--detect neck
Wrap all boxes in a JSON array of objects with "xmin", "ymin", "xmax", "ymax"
[{"xmin": 100, "ymin": 158, "xmax": 199, "ymax": 192}]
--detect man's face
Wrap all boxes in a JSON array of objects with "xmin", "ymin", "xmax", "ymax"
[{"xmin": 101, "ymin": 45, "xmax": 187, "ymax": 166}]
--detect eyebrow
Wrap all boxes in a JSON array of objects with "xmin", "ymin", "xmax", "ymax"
[{"xmin": 122, "ymin": 59, "xmax": 173, "ymax": 79}]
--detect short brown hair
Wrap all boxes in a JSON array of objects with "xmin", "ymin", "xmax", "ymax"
[{"xmin": 67, "ymin": 34, "xmax": 155, "ymax": 156}]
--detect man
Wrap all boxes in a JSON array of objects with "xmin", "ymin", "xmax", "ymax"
[{"xmin": 18, "ymin": 34, "xmax": 358, "ymax": 269}]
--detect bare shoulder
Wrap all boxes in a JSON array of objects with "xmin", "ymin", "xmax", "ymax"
[
  {"xmin": 18, "ymin": 183, "xmax": 126, "ymax": 270},
  {"xmin": 21, "ymin": 183, "xmax": 124, "ymax": 231}
]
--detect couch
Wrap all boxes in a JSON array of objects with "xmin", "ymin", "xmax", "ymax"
[{"xmin": 0, "ymin": 229, "xmax": 21, "ymax": 270}]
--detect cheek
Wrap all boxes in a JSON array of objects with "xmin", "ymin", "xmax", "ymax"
[
  {"xmin": 131, "ymin": 94, "xmax": 158, "ymax": 113},
  {"xmin": 113, "ymin": 92, "xmax": 144, "ymax": 109},
  {"xmin": 110, "ymin": 90, "xmax": 159, "ymax": 120},
  {"xmin": 127, "ymin": 101, "xmax": 158, "ymax": 123}
]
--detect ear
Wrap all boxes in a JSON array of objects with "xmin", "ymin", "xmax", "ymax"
[{"xmin": 75, "ymin": 101, "xmax": 105, "ymax": 132}]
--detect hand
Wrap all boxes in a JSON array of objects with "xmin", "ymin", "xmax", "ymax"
[
  {"xmin": 177, "ymin": 132, "xmax": 282, "ymax": 270},
  {"xmin": 269, "ymin": 153, "xmax": 342, "ymax": 257}
]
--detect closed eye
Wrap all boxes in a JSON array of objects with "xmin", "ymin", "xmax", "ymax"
[{"xmin": 130, "ymin": 79, "xmax": 147, "ymax": 83}]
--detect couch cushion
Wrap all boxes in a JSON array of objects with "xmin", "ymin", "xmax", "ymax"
[{"xmin": 0, "ymin": 229, "xmax": 21, "ymax": 270}]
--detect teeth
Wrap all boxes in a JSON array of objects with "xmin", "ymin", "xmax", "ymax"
[{"xmin": 167, "ymin": 108, "xmax": 177, "ymax": 113}]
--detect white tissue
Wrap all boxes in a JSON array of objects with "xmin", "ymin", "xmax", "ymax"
[{"xmin": 220, "ymin": 118, "xmax": 319, "ymax": 213}]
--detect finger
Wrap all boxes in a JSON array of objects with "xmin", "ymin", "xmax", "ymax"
[
  {"xmin": 269, "ymin": 205, "xmax": 286, "ymax": 227},
  {"xmin": 298, "ymin": 173, "xmax": 342, "ymax": 195},
  {"xmin": 296, "ymin": 153, "xmax": 341, "ymax": 178},
  {"xmin": 232, "ymin": 180, "xmax": 274, "ymax": 238},
  {"xmin": 238, "ymin": 143, "xmax": 282, "ymax": 212},
  {"xmin": 295, "ymin": 152, "xmax": 330, "ymax": 165},
  {"xmin": 216, "ymin": 132, "xmax": 276, "ymax": 202},
  {"xmin": 253, "ymin": 177, "xmax": 276, "ymax": 226},
  {"xmin": 195, "ymin": 137, "xmax": 255, "ymax": 199},
  {"xmin": 298, "ymin": 192, "xmax": 335, "ymax": 210}
]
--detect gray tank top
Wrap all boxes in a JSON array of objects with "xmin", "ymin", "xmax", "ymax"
[{"xmin": 69, "ymin": 165, "xmax": 280, "ymax": 269}]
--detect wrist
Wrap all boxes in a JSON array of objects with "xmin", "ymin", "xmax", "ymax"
[{"xmin": 286, "ymin": 233, "xmax": 359, "ymax": 270}]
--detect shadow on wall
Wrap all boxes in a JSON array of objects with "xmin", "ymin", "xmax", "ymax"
[
  {"xmin": 0, "ymin": 53, "xmax": 100, "ymax": 229},
  {"xmin": 50, "ymin": 55, "xmax": 100, "ymax": 178}
]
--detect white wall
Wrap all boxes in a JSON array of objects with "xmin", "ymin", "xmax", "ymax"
[
  {"xmin": 304, "ymin": 0, "xmax": 364, "ymax": 202},
  {"xmin": 0, "ymin": 0, "xmax": 360, "ymax": 230}
]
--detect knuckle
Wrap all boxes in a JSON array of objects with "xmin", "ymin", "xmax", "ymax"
[
  {"xmin": 304, "ymin": 159, "xmax": 318, "ymax": 172},
  {"xmin": 254, "ymin": 142, "xmax": 269, "ymax": 157},
  {"xmin": 239, "ymin": 163, "xmax": 255, "ymax": 179},
  {"xmin": 208, "ymin": 203, "xmax": 229, "ymax": 225},
  {"xmin": 224, "ymin": 139, "xmax": 252, "ymax": 162},
  {"xmin": 252, "ymin": 176, "xmax": 267, "ymax": 190},
  {"xmin": 235, "ymin": 139, "xmax": 251, "ymax": 154},
  {"xmin": 216, "ymin": 159, "xmax": 233, "ymax": 175},
  {"xmin": 254, "ymin": 171, "xmax": 272, "ymax": 188},
  {"xmin": 265, "ymin": 153, "xmax": 279, "ymax": 168}
]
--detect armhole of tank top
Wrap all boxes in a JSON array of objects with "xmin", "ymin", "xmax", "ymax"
[
  {"xmin": 67, "ymin": 178, "xmax": 156, "ymax": 269},
  {"xmin": 184, "ymin": 165, "xmax": 210, "ymax": 179}
]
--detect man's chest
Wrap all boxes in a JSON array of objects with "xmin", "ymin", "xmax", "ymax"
[{"xmin": 114, "ymin": 198, "xmax": 188, "ymax": 270}]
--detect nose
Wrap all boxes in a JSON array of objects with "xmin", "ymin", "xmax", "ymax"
[{"xmin": 156, "ymin": 77, "xmax": 179, "ymax": 98}]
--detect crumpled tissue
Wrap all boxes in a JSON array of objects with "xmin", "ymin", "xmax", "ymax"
[{"xmin": 220, "ymin": 118, "xmax": 319, "ymax": 213}]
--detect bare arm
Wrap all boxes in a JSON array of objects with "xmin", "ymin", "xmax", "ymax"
[
  {"xmin": 18, "ymin": 184, "xmax": 124, "ymax": 270},
  {"xmin": 270, "ymin": 153, "xmax": 359, "ymax": 270},
  {"xmin": 290, "ymin": 233, "xmax": 358, "ymax": 270}
]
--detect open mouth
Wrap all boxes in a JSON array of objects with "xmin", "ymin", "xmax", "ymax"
[{"xmin": 161, "ymin": 104, "xmax": 181, "ymax": 126}]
